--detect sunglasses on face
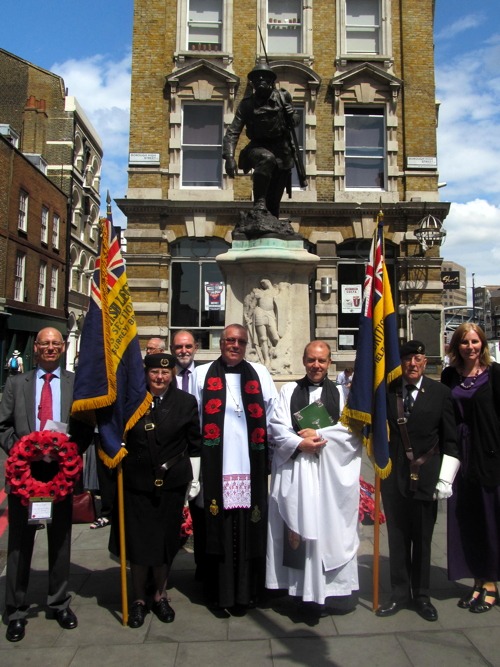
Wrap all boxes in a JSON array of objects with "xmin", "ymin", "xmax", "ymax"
[{"xmin": 222, "ymin": 338, "xmax": 248, "ymax": 346}]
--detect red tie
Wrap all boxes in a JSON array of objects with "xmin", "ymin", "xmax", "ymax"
[{"xmin": 39, "ymin": 373, "xmax": 54, "ymax": 430}]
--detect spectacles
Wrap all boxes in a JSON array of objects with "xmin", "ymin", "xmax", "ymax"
[
  {"xmin": 148, "ymin": 370, "xmax": 171, "ymax": 377},
  {"xmin": 36, "ymin": 341, "xmax": 63, "ymax": 348},
  {"xmin": 222, "ymin": 338, "xmax": 248, "ymax": 346}
]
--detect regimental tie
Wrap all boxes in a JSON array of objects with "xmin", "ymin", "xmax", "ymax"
[
  {"xmin": 39, "ymin": 372, "xmax": 54, "ymax": 429},
  {"xmin": 181, "ymin": 368, "xmax": 190, "ymax": 392},
  {"xmin": 404, "ymin": 384, "xmax": 416, "ymax": 416},
  {"xmin": 152, "ymin": 396, "xmax": 161, "ymax": 410}
]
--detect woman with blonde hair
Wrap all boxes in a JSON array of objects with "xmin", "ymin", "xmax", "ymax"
[{"xmin": 442, "ymin": 323, "xmax": 500, "ymax": 613}]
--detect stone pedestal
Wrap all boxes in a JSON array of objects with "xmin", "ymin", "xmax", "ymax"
[{"xmin": 216, "ymin": 236, "xmax": 320, "ymax": 380}]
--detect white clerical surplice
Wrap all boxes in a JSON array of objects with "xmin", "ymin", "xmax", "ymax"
[{"xmin": 266, "ymin": 382, "xmax": 362, "ymax": 604}]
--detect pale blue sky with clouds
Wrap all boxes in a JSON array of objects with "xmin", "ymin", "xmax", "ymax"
[{"xmin": 2, "ymin": 0, "xmax": 500, "ymax": 286}]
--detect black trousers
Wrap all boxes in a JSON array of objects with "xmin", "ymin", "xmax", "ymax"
[
  {"xmin": 381, "ymin": 488, "xmax": 438, "ymax": 603},
  {"xmin": 6, "ymin": 493, "xmax": 72, "ymax": 620}
]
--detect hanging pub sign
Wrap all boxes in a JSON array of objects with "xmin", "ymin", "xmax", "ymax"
[
  {"xmin": 341, "ymin": 284, "xmax": 362, "ymax": 313},
  {"xmin": 441, "ymin": 271, "xmax": 460, "ymax": 290},
  {"xmin": 204, "ymin": 282, "xmax": 225, "ymax": 310}
]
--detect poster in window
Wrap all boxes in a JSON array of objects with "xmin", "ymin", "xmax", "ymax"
[
  {"xmin": 341, "ymin": 285, "xmax": 362, "ymax": 313},
  {"xmin": 204, "ymin": 282, "xmax": 225, "ymax": 311}
]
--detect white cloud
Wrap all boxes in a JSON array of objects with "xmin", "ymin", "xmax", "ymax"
[
  {"xmin": 51, "ymin": 53, "xmax": 132, "ymax": 226},
  {"xmin": 436, "ymin": 37, "xmax": 500, "ymax": 206},
  {"xmin": 435, "ymin": 13, "xmax": 486, "ymax": 41},
  {"xmin": 442, "ymin": 199, "xmax": 500, "ymax": 286}
]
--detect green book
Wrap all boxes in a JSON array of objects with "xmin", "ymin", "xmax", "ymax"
[{"xmin": 293, "ymin": 400, "xmax": 336, "ymax": 430}]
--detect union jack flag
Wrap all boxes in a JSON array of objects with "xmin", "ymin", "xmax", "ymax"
[
  {"xmin": 72, "ymin": 197, "xmax": 149, "ymax": 466},
  {"xmin": 341, "ymin": 212, "xmax": 401, "ymax": 477}
]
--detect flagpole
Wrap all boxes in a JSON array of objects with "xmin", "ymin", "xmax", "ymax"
[
  {"xmin": 117, "ymin": 462, "xmax": 129, "ymax": 626},
  {"xmin": 372, "ymin": 474, "xmax": 381, "ymax": 611}
]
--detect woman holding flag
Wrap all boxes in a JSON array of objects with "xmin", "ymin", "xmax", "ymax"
[{"xmin": 109, "ymin": 353, "xmax": 202, "ymax": 627}]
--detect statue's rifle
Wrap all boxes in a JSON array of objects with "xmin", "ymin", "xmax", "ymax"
[{"xmin": 257, "ymin": 26, "xmax": 308, "ymax": 189}]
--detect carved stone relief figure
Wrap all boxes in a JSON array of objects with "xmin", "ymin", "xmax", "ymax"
[{"xmin": 244, "ymin": 278, "xmax": 291, "ymax": 374}]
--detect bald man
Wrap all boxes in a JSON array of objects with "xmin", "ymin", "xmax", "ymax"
[
  {"xmin": 0, "ymin": 328, "xmax": 92, "ymax": 641},
  {"xmin": 146, "ymin": 338, "xmax": 166, "ymax": 355},
  {"xmin": 266, "ymin": 341, "xmax": 362, "ymax": 615}
]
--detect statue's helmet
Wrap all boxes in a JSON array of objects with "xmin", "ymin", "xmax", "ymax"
[{"xmin": 247, "ymin": 62, "xmax": 277, "ymax": 82}]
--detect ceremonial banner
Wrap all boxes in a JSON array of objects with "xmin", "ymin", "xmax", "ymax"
[
  {"xmin": 72, "ymin": 207, "xmax": 149, "ymax": 467},
  {"xmin": 341, "ymin": 213, "xmax": 401, "ymax": 477}
]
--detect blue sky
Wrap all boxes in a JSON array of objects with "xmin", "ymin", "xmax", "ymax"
[{"xmin": 2, "ymin": 0, "xmax": 500, "ymax": 286}]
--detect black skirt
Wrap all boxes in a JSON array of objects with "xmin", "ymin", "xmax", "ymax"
[{"xmin": 109, "ymin": 483, "xmax": 188, "ymax": 567}]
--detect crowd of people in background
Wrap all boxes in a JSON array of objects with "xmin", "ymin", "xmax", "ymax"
[{"xmin": 1, "ymin": 322, "xmax": 499, "ymax": 641}]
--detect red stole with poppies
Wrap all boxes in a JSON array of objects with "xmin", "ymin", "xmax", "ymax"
[{"xmin": 201, "ymin": 357, "xmax": 268, "ymax": 557}]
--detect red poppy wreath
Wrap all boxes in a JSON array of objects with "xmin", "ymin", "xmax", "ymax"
[{"xmin": 5, "ymin": 431, "xmax": 83, "ymax": 505}]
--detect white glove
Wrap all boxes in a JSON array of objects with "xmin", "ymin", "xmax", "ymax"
[
  {"xmin": 434, "ymin": 480, "xmax": 453, "ymax": 500},
  {"xmin": 187, "ymin": 457, "xmax": 201, "ymax": 501},
  {"xmin": 433, "ymin": 455, "xmax": 460, "ymax": 500}
]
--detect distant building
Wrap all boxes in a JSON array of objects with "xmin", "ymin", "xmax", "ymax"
[
  {"xmin": 0, "ymin": 132, "xmax": 68, "ymax": 383},
  {"xmin": 0, "ymin": 48, "xmax": 103, "ymax": 375},
  {"xmin": 474, "ymin": 285, "xmax": 500, "ymax": 340}
]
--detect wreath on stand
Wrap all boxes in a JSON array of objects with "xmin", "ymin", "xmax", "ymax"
[{"xmin": 5, "ymin": 431, "xmax": 83, "ymax": 505}]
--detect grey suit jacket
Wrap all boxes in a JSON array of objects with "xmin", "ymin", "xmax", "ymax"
[{"xmin": 0, "ymin": 368, "xmax": 77, "ymax": 453}]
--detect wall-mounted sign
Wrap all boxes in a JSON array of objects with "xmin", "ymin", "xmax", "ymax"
[
  {"xmin": 129, "ymin": 153, "xmax": 160, "ymax": 165},
  {"xmin": 407, "ymin": 156, "xmax": 438, "ymax": 169},
  {"xmin": 341, "ymin": 285, "xmax": 362, "ymax": 313},
  {"xmin": 204, "ymin": 282, "xmax": 225, "ymax": 311},
  {"xmin": 441, "ymin": 271, "xmax": 460, "ymax": 290}
]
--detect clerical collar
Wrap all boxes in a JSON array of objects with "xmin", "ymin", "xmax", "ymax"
[
  {"xmin": 305, "ymin": 377, "xmax": 326, "ymax": 387},
  {"xmin": 222, "ymin": 361, "xmax": 243, "ymax": 373}
]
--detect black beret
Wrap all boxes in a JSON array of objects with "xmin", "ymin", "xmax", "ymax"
[
  {"xmin": 144, "ymin": 353, "xmax": 176, "ymax": 370},
  {"xmin": 399, "ymin": 340, "xmax": 426, "ymax": 358}
]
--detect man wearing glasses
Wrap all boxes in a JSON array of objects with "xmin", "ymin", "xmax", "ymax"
[
  {"xmin": 193, "ymin": 323, "xmax": 277, "ymax": 611},
  {"xmin": 0, "ymin": 328, "xmax": 92, "ymax": 642}
]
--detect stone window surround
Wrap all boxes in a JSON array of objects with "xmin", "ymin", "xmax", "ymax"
[
  {"xmin": 336, "ymin": 0, "xmax": 393, "ymax": 68},
  {"xmin": 257, "ymin": 0, "xmax": 314, "ymax": 66},
  {"xmin": 166, "ymin": 60, "xmax": 239, "ymax": 201},
  {"xmin": 330, "ymin": 63, "xmax": 402, "ymax": 203},
  {"xmin": 175, "ymin": 0, "xmax": 234, "ymax": 66}
]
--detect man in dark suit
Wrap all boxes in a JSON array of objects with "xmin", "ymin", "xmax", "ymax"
[
  {"xmin": 376, "ymin": 340, "xmax": 460, "ymax": 622},
  {"xmin": 0, "ymin": 327, "xmax": 91, "ymax": 642}
]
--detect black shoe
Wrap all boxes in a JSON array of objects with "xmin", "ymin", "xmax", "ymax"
[
  {"xmin": 414, "ymin": 598, "xmax": 438, "ymax": 622},
  {"xmin": 54, "ymin": 607, "xmax": 78, "ymax": 629},
  {"xmin": 152, "ymin": 597, "xmax": 175, "ymax": 623},
  {"xmin": 375, "ymin": 600, "xmax": 407, "ymax": 617},
  {"xmin": 458, "ymin": 585, "xmax": 482, "ymax": 609},
  {"xmin": 469, "ymin": 587, "xmax": 499, "ymax": 614},
  {"xmin": 6, "ymin": 619, "xmax": 27, "ymax": 642},
  {"xmin": 128, "ymin": 601, "xmax": 147, "ymax": 628}
]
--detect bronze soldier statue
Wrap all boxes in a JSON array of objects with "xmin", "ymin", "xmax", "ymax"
[{"xmin": 223, "ymin": 63, "xmax": 305, "ymax": 223}]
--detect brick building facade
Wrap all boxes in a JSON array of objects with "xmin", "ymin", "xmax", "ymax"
[
  {"xmin": 0, "ymin": 48, "xmax": 102, "ymax": 374},
  {"xmin": 118, "ymin": 0, "xmax": 449, "ymax": 372},
  {"xmin": 0, "ymin": 133, "xmax": 68, "ymax": 381}
]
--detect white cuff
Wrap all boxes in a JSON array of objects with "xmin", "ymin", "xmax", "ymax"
[{"xmin": 438, "ymin": 454, "xmax": 461, "ymax": 485}]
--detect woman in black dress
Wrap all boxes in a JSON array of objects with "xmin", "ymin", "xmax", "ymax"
[
  {"xmin": 110, "ymin": 353, "xmax": 201, "ymax": 627},
  {"xmin": 442, "ymin": 323, "xmax": 500, "ymax": 613}
]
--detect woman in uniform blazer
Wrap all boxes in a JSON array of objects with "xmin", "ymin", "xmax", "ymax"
[{"xmin": 109, "ymin": 353, "xmax": 201, "ymax": 627}]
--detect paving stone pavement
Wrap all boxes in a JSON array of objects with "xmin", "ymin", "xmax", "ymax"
[{"xmin": 1, "ymin": 454, "xmax": 499, "ymax": 667}]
